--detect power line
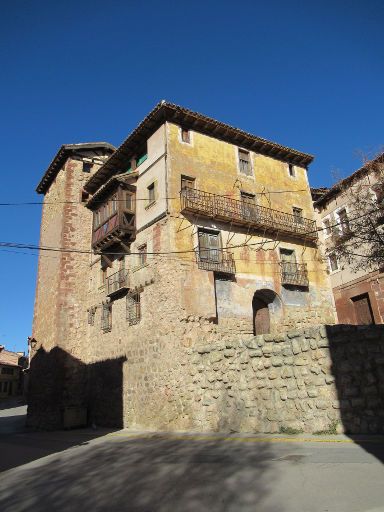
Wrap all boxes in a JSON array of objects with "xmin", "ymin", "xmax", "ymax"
[
  {"xmin": 0, "ymin": 207, "xmax": 375, "ymax": 256},
  {"xmin": 0, "ymin": 189, "xmax": 312, "ymax": 206}
]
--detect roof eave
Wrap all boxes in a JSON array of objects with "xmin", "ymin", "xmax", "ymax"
[
  {"xmin": 36, "ymin": 142, "xmax": 116, "ymax": 195},
  {"xmin": 84, "ymin": 102, "xmax": 314, "ymax": 195}
]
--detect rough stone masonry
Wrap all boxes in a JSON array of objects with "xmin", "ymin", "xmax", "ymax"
[{"xmin": 123, "ymin": 324, "xmax": 384, "ymax": 435}]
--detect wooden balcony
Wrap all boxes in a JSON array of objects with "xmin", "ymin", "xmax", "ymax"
[
  {"xmin": 106, "ymin": 269, "xmax": 129, "ymax": 297},
  {"xmin": 181, "ymin": 188, "xmax": 318, "ymax": 241},
  {"xmin": 280, "ymin": 262, "xmax": 309, "ymax": 287},
  {"xmin": 196, "ymin": 248, "xmax": 236, "ymax": 274},
  {"xmin": 92, "ymin": 212, "xmax": 135, "ymax": 253}
]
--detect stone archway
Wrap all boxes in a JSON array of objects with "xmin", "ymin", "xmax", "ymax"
[{"xmin": 252, "ymin": 289, "xmax": 282, "ymax": 335}]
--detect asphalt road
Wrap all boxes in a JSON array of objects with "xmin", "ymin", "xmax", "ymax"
[{"xmin": 1, "ymin": 404, "xmax": 384, "ymax": 512}]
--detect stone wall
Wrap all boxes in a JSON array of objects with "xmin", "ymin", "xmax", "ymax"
[{"xmin": 125, "ymin": 324, "xmax": 384, "ymax": 435}]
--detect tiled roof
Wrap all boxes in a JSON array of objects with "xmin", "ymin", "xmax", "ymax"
[
  {"xmin": 84, "ymin": 101, "xmax": 314, "ymax": 195},
  {"xmin": 0, "ymin": 348, "xmax": 19, "ymax": 367},
  {"xmin": 36, "ymin": 142, "xmax": 116, "ymax": 195},
  {"xmin": 314, "ymin": 152, "xmax": 384, "ymax": 207}
]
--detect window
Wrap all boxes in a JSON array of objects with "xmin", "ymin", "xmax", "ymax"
[
  {"xmin": 241, "ymin": 191, "xmax": 256, "ymax": 202},
  {"xmin": 94, "ymin": 210, "xmax": 100, "ymax": 229},
  {"xmin": 338, "ymin": 208, "xmax": 350, "ymax": 234},
  {"xmin": 127, "ymin": 293, "xmax": 141, "ymax": 325},
  {"xmin": 288, "ymin": 164, "xmax": 295, "ymax": 177},
  {"xmin": 238, "ymin": 149, "xmax": 252, "ymax": 176},
  {"xmin": 83, "ymin": 162, "xmax": 92, "ymax": 173},
  {"xmin": 125, "ymin": 192, "xmax": 134, "ymax": 212},
  {"xmin": 1, "ymin": 367, "xmax": 14, "ymax": 375},
  {"xmin": 181, "ymin": 128, "xmax": 191, "ymax": 144},
  {"xmin": 110, "ymin": 195, "xmax": 117, "ymax": 215},
  {"xmin": 147, "ymin": 183, "xmax": 156, "ymax": 205},
  {"xmin": 323, "ymin": 218, "xmax": 332, "ymax": 236},
  {"xmin": 328, "ymin": 253, "xmax": 339, "ymax": 272},
  {"xmin": 136, "ymin": 145, "xmax": 148, "ymax": 167},
  {"xmin": 181, "ymin": 176, "xmax": 195, "ymax": 190},
  {"xmin": 101, "ymin": 303, "xmax": 112, "ymax": 332},
  {"xmin": 280, "ymin": 248, "xmax": 296, "ymax": 264},
  {"xmin": 198, "ymin": 229, "xmax": 221, "ymax": 262},
  {"xmin": 138, "ymin": 244, "xmax": 147, "ymax": 267},
  {"xmin": 292, "ymin": 207, "xmax": 303, "ymax": 224},
  {"xmin": 241, "ymin": 192, "xmax": 257, "ymax": 219}
]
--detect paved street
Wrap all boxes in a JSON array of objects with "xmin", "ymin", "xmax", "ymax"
[{"xmin": 1, "ymin": 404, "xmax": 384, "ymax": 512}]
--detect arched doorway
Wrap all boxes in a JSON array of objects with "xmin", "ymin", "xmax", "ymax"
[{"xmin": 252, "ymin": 289, "xmax": 281, "ymax": 335}]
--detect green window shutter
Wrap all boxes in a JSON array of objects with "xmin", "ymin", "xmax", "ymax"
[{"xmin": 136, "ymin": 153, "xmax": 148, "ymax": 167}]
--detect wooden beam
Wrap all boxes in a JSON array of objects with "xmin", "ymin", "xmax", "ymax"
[{"xmin": 101, "ymin": 253, "xmax": 113, "ymax": 268}]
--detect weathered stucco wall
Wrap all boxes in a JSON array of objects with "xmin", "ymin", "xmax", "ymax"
[{"xmin": 166, "ymin": 122, "xmax": 336, "ymax": 327}]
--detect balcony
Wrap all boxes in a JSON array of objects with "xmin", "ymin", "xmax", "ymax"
[
  {"xmin": 92, "ymin": 212, "xmax": 135, "ymax": 252},
  {"xmin": 106, "ymin": 269, "xmax": 129, "ymax": 297},
  {"xmin": 196, "ymin": 248, "xmax": 236, "ymax": 274},
  {"xmin": 280, "ymin": 262, "xmax": 309, "ymax": 287},
  {"xmin": 181, "ymin": 188, "xmax": 318, "ymax": 241}
]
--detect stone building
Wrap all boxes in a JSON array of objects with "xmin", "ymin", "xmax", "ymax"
[
  {"xmin": 313, "ymin": 153, "xmax": 384, "ymax": 325},
  {"xmin": 29, "ymin": 102, "xmax": 336, "ymax": 430},
  {"xmin": 0, "ymin": 346, "xmax": 26, "ymax": 398}
]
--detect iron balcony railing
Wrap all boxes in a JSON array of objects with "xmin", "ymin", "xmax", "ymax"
[
  {"xmin": 195, "ymin": 247, "xmax": 236, "ymax": 274},
  {"xmin": 106, "ymin": 269, "xmax": 129, "ymax": 296},
  {"xmin": 181, "ymin": 188, "xmax": 318, "ymax": 241},
  {"xmin": 280, "ymin": 262, "xmax": 309, "ymax": 287}
]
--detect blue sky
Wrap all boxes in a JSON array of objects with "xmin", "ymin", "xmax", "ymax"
[{"xmin": 0, "ymin": 0, "xmax": 383, "ymax": 352}]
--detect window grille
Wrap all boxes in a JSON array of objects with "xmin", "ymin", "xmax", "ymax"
[
  {"xmin": 101, "ymin": 303, "xmax": 112, "ymax": 332},
  {"xmin": 127, "ymin": 293, "xmax": 141, "ymax": 325}
]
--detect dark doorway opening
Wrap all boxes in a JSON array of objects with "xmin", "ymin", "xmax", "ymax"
[
  {"xmin": 252, "ymin": 289, "xmax": 281, "ymax": 335},
  {"xmin": 351, "ymin": 293, "xmax": 375, "ymax": 325}
]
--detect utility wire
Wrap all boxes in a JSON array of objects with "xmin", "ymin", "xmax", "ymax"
[
  {"xmin": 0, "ymin": 189, "xmax": 311, "ymax": 206},
  {"xmin": 0, "ymin": 207, "xmax": 376, "ymax": 257}
]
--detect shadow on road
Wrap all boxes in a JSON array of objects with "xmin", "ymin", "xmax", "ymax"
[
  {"xmin": 0, "ymin": 428, "xmax": 117, "ymax": 473},
  {"xmin": 0, "ymin": 435, "xmax": 281, "ymax": 512}
]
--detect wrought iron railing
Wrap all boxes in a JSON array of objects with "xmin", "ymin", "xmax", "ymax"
[
  {"xmin": 181, "ymin": 188, "xmax": 317, "ymax": 240},
  {"xmin": 195, "ymin": 247, "xmax": 236, "ymax": 274},
  {"xmin": 106, "ymin": 269, "xmax": 129, "ymax": 296},
  {"xmin": 280, "ymin": 262, "xmax": 309, "ymax": 287}
]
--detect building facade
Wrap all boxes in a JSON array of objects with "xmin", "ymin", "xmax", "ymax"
[
  {"xmin": 29, "ymin": 102, "xmax": 336, "ymax": 430},
  {"xmin": 0, "ymin": 346, "xmax": 26, "ymax": 398},
  {"xmin": 313, "ymin": 154, "xmax": 384, "ymax": 325}
]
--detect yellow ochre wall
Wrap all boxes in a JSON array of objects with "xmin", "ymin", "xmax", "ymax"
[{"xmin": 165, "ymin": 122, "xmax": 335, "ymax": 330}]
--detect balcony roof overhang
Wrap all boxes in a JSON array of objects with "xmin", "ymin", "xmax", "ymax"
[
  {"xmin": 84, "ymin": 101, "xmax": 314, "ymax": 195},
  {"xmin": 86, "ymin": 172, "xmax": 138, "ymax": 210}
]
